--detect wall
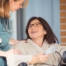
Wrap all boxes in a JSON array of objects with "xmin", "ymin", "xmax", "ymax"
[
  {"xmin": 60, "ymin": 0, "xmax": 66, "ymax": 45},
  {"xmin": 21, "ymin": 0, "xmax": 60, "ymax": 42},
  {"xmin": 9, "ymin": 11, "xmax": 17, "ymax": 39},
  {"xmin": 11, "ymin": 0, "xmax": 60, "ymax": 43}
]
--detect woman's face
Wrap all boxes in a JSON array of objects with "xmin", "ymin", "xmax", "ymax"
[
  {"xmin": 28, "ymin": 19, "xmax": 47, "ymax": 39},
  {"xmin": 9, "ymin": 0, "xmax": 24, "ymax": 12}
]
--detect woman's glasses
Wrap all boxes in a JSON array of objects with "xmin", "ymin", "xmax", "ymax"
[{"xmin": 28, "ymin": 22, "xmax": 41, "ymax": 29}]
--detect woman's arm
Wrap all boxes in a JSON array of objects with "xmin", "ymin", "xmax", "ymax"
[
  {"xmin": 28, "ymin": 53, "xmax": 49, "ymax": 64},
  {"xmin": 56, "ymin": 44, "xmax": 66, "ymax": 64},
  {"xmin": 6, "ymin": 53, "xmax": 49, "ymax": 66}
]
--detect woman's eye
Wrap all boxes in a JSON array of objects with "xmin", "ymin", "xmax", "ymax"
[
  {"xmin": 36, "ymin": 24, "xmax": 39, "ymax": 25},
  {"xmin": 29, "ymin": 25, "xmax": 32, "ymax": 27}
]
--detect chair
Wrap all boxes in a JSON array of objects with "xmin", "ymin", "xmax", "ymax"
[{"xmin": 18, "ymin": 62, "xmax": 27, "ymax": 66}]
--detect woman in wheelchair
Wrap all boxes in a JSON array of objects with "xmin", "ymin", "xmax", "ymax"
[{"xmin": 7, "ymin": 17, "xmax": 66, "ymax": 66}]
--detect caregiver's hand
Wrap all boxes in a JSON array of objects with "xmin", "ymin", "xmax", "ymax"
[
  {"xmin": 5, "ymin": 48, "xmax": 22, "ymax": 57},
  {"xmin": 9, "ymin": 38, "xmax": 27, "ymax": 45}
]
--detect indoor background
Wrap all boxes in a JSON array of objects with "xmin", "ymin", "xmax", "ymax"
[{"xmin": 9, "ymin": 0, "xmax": 66, "ymax": 45}]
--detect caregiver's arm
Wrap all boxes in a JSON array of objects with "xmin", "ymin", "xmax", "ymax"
[
  {"xmin": 0, "ymin": 48, "xmax": 21, "ymax": 57},
  {"xmin": 0, "ymin": 50, "xmax": 6, "ymax": 57},
  {"xmin": 9, "ymin": 38, "xmax": 26, "ymax": 45}
]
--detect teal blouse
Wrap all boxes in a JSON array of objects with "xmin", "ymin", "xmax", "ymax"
[{"xmin": 0, "ymin": 17, "xmax": 11, "ymax": 66}]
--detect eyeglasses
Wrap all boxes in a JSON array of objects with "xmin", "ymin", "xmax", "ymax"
[{"xmin": 28, "ymin": 22, "xmax": 41, "ymax": 29}]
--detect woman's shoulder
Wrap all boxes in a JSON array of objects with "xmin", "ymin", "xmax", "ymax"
[
  {"xmin": 50, "ymin": 43, "xmax": 63, "ymax": 48},
  {"xmin": 14, "ymin": 41, "xmax": 28, "ymax": 48},
  {"xmin": 47, "ymin": 42, "xmax": 65, "ymax": 50}
]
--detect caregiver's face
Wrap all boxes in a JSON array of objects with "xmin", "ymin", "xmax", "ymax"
[
  {"xmin": 28, "ymin": 19, "xmax": 46, "ymax": 39},
  {"xmin": 9, "ymin": 0, "xmax": 24, "ymax": 12}
]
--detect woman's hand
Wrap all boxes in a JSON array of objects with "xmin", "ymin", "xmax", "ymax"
[
  {"xmin": 5, "ymin": 48, "xmax": 22, "ymax": 57},
  {"xmin": 29, "ymin": 53, "xmax": 49, "ymax": 64},
  {"xmin": 36, "ymin": 53, "xmax": 49, "ymax": 63}
]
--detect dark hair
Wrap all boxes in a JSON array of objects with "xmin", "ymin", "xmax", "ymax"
[{"xmin": 26, "ymin": 17, "xmax": 59, "ymax": 44}]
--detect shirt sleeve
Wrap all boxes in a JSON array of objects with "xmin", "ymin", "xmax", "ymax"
[
  {"xmin": 56, "ymin": 44, "xmax": 66, "ymax": 56},
  {"xmin": 6, "ymin": 54, "xmax": 33, "ymax": 66}
]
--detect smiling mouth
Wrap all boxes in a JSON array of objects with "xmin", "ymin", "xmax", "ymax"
[{"xmin": 31, "ymin": 31, "xmax": 38, "ymax": 34}]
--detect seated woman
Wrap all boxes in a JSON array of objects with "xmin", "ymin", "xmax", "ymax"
[{"xmin": 10, "ymin": 17, "xmax": 66, "ymax": 66}]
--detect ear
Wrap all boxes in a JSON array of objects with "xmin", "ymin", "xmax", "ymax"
[
  {"xmin": 9, "ymin": 0, "xmax": 14, "ymax": 4},
  {"xmin": 23, "ymin": 0, "xmax": 28, "ymax": 8},
  {"xmin": 44, "ymin": 30, "xmax": 47, "ymax": 35}
]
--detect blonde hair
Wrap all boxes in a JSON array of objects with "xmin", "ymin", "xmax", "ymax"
[
  {"xmin": 22, "ymin": 0, "xmax": 28, "ymax": 8},
  {"xmin": 0, "ymin": 0, "xmax": 28, "ymax": 18}
]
